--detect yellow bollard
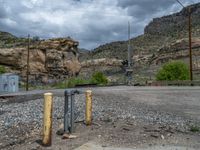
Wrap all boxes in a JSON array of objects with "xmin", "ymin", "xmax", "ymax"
[
  {"xmin": 85, "ymin": 90, "xmax": 92, "ymax": 126},
  {"xmin": 42, "ymin": 93, "xmax": 53, "ymax": 146}
]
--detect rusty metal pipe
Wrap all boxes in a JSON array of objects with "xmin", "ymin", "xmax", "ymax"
[
  {"xmin": 70, "ymin": 91, "xmax": 75, "ymax": 133},
  {"xmin": 64, "ymin": 90, "xmax": 69, "ymax": 133}
]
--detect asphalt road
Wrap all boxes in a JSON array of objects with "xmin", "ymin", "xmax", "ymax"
[{"xmin": 92, "ymin": 86, "xmax": 200, "ymax": 121}]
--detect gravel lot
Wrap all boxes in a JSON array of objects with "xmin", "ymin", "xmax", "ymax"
[{"xmin": 0, "ymin": 86, "xmax": 200, "ymax": 149}]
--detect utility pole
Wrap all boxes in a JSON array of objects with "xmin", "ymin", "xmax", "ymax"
[
  {"xmin": 128, "ymin": 21, "xmax": 131, "ymax": 68},
  {"xmin": 176, "ymin": 0, "xmax": 193, "ymax": 81},
  {"xmin": 188, "ymin": 7, "xmax": 193, "ymax": 81},
  {"xmin": 126, "ymin": 21, "xmax": 133, "ymax": 85},
  {"xmin": 26, "ymin": 34, "xmax": 30, "ymax": 91}
]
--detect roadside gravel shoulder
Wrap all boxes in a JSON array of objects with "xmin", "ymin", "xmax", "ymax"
[{"xmin": 0, "ymin": 87, "xmax": 200, "ymax": 149}]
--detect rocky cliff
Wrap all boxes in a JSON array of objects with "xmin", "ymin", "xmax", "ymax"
[
  {"xmin": 88, "ymin": 2, "xmax": 200, "ymax": 58},
  {"xmin": 0, "ymin": 34, "xmax": 81, "ymax": 84},
  {"xmin": 144, "ymin": 3, "xmax": 200, "ymax": 37}
]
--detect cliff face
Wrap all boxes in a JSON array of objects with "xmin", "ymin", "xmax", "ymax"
[
  {"xmin": 89, "ymin": 2, "xmax": 200, "ymax": 60},
  {"xmin": 153, "ymin": 39, "xmax": 200, "ymax": 67},
  {"xmin": 144, "ymin": 3, "xmax": 200, "ymax": 36},
  {"xmin": 0, "ymin": 36, "xmax": 81, "ymax": 83}
]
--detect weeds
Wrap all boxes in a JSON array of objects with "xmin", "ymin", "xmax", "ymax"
[
  {"xmin": 0, "ymin": 65, "xmax": 6, "ymax": 74},
  {"xmin": 190, "ymin": 125, "xmax": 200, "ymax": 132},
  {"xmin": 54, "ymin": 71, "xmax": 108, "ymax": 88}
]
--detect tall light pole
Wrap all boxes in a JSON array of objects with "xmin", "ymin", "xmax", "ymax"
[
  {"xmin": 126, "ymin": 21, "xmax": 133, "ymax": 85},
  {"xmin": 176, "ymin": 0, "xmax": 193, "ymax": 81},
  {"xmin": 128, "ymin": 21, "xmax": 131, "ymax": 68},
  {"xmin": 26, "ymin": 34, "xmax": 30, "ymax": 91}
]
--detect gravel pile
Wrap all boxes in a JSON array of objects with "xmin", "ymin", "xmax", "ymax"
[
  {"xmin": 0, "ymin": 96, "xmax": 81, "ymax": 131},
  {"xmin": 0, "ymin": 94, "xmax": 195, "ymax": 131}
]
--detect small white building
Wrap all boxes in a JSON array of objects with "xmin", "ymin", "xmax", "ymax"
[{"xmin": 0, "ymin": 73, "xmax": 19, "ymax": 93}]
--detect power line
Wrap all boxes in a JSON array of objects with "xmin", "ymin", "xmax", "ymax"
[{"xmin": 176, "ymin": 0, "xmax": 185, "ymax": 8}]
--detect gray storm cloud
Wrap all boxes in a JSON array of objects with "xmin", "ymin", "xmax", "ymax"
[{"xmin": 0, "ymin": 0, "xmax": 199, "ymax": 49}]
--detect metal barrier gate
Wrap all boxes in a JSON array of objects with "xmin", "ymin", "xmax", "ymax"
[
  {"xmin": 42, "ymin": 90, "xmax": 92, "ymax": 146},
  {"xmin": 64, "ymin": 90, "xmax": 82, "ymax": 133}
]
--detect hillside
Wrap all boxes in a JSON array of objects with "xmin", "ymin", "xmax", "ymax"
[
  {"xmin": 87, "ymin": 3, "xmax": 200, "ymax": 59},
  {"xmin": 80, "ymin": 2, "xmax": 200, "ymax": 81},
  {"xmin": 0, "ymin": 31, "xmax": 30, "ymax": 48}
]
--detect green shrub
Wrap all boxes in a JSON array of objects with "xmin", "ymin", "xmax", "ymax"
[
  {"xmin": 91, "ymin": 72, "xmax": 108, "ymax": 85},
  {"xmin": 53, "ymin": 72, "xmax": 108, "ymax": 89},
  {"xmin": 54, "ymin": 77, "xmax": 90, "ymax": 88},
  {"xmin": 67, "ymin": 77, "xmax": 89, "ymax": 88},
  {"xmin": 0, "ymin": 65, "xmax": 6, "ymax": 74},
  {"xmin": 190, "ymin": 125, "xmax": 200, "ymax": 132},
  {"xmin": 54, "ymin": 81, "xmax": 66, "ymax": 89},
  {"xmin": 156, "ymin": 61, "xmax": 189, "ymax": 81}
]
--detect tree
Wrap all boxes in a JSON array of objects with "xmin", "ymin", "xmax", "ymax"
[
  {"xmin": 156, "ymin": 61, "xmax": 189, "ymax": 81},
  {"xmin": 91, "ymin": 72, "xmax": 108, "ymax": 85}
]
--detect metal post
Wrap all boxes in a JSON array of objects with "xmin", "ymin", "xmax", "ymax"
[
  {"xmin": 70, "ymin": 91, "xmax": 75, "ymax": 133},
  {"xmin": 64, "ymin": 90, "xmax": 76, "ymax": 134},
  {"xmin": 63, "ymin": 89, "xmax": 81, "ymax": 134},
  {"xmin": 64, "ymin": 90, "xmax": 69, "ymax": 133},
  {"xmin": 26, "ymin": 34, "xmax": 30, "ymax": 91},
  {"xmin": 188, "ymin": 7, "xmax": 193, "ymax": 81},
  {"xmin": 42, "ymin": 93, "xmax": 53, "ymax": 146}
]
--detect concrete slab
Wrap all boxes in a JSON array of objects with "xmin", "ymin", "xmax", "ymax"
[{"xmin": 75, "ymin": 142, "xmax": 198, "ymax": 150}]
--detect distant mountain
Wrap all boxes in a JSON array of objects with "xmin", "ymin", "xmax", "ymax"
[
  {"xmin": 84, "ymin": 2, "xmax": 200, "ymax": 60},
  {"xmin": 0, "ymin": 31, "xmax": 16, "ymax": 40},
  {"xmin": 0, "ymin": 31, "xmax": 29, "ymax": 48},
  {"xmin": 78, "ymin": 48, "xmax": 91, "ymax": 61},
  {"xmin": 144, "ymin": 3, "xmax": 200, "ymax": 36}
]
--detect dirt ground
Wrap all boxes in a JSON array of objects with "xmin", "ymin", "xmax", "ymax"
[
  {"xmin": 1, "ymin": 86, "xmax": 200, "ymax": 150},
  {"xmin": 11, "ymin": 119, "xmax": 200, "ymax": 150}
]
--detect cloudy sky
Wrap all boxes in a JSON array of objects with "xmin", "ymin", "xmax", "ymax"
[{"xmin": 0, "ymin": 0, "xmax": 199, "ymax": 49}]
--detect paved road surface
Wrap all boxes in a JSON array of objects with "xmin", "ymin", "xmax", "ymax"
[{"xmin": 92, "ymin": 86, "xmax": 200, "ymax": 121}]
